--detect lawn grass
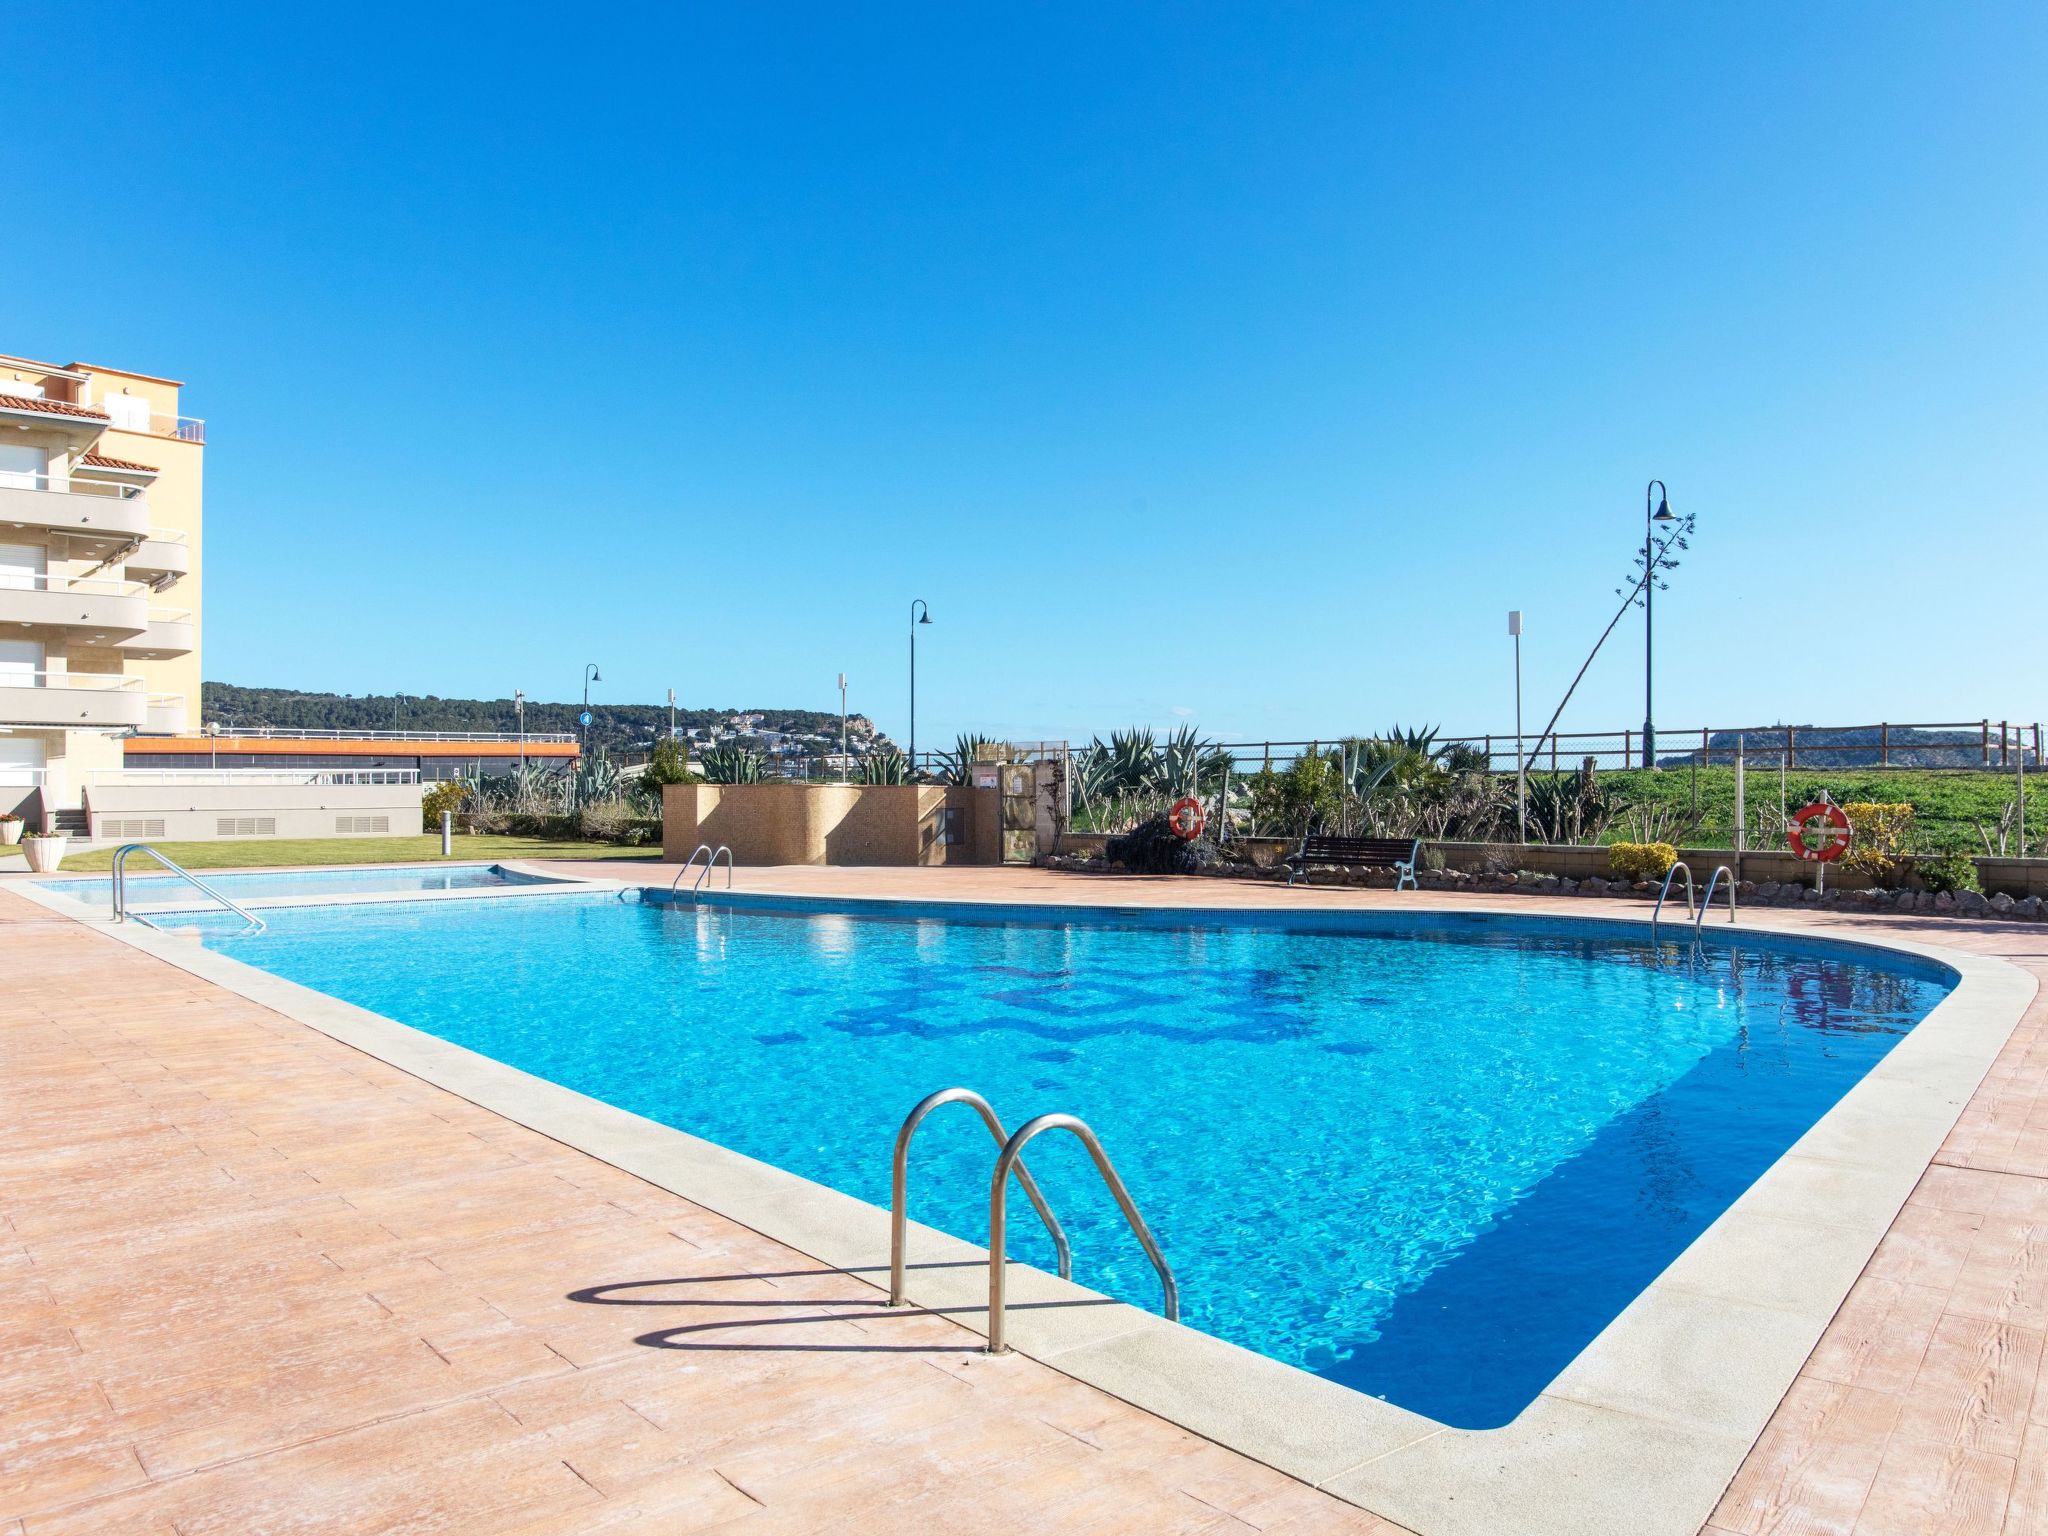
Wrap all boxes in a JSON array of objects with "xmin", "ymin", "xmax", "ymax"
[
  {"xmin": 54, "ymin": 834, "xmax": 663, "ymax": 873},
  {"xmin": 1588, "ymin": 766, "xmax": 2042, "ymax": 852}
]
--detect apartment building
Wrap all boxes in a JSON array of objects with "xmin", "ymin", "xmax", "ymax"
[{"xmin": 0, "ymin": 353, "xmax": 200, "ymax": 831}]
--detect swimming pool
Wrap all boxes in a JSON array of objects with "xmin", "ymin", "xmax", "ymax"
[
  {"xmin": 161, "ymin": 892, "xmax": 1948, "ymax": 1427},
  {"xmin": 40, "ymin": 862, "xmax": 567, "ymax": 910}
]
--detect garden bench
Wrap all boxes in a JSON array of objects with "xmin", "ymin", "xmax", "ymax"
[{"xmin": 1285, "ymin": 835, "xmax": 1421, "ymax": 890}]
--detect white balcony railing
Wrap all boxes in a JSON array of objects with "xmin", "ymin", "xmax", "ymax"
[
  {"xmin": 2, "ymin": 670, "xmax": 147, "ymax": 692},
  {"xmin": 0, "ymin": 472, "xmax": 147, "ymax": 502},
  {"xmin": 148, "ymin": 414, "xmax": 204, "ymax": 444},
  {"xmin": 91, "ymin": 768, "xmax": 422, "ymax": 787},
  {"xmin": 198, "ymin": 725, "xmax": 580, "ymax": 744},
  {"xmin": 0, "ymin": 573, "xmax": 152, "ymax": 599}
]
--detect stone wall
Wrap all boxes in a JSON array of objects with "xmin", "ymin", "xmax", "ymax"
[{"xmin": 662, "ymin": 782, "xmax": 999, "ymax": 866}]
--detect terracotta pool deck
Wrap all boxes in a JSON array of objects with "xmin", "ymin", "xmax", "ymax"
[{"xmin": 4, "ymin": 864, "xmax": 2046, "ymax": 1535}]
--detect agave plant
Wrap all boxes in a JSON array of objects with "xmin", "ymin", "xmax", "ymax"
[
  {"xmin": 571, "ymin": 750, "xmax": 622, "ymax": 807},
  {"xmin": 1157, "ymin": 725, "xmax": 1232, "ymax": 797},
  {"xmin": 699, "ymin": 742, "xmax": 765, "ymax": 784},
  {"xmin": 1099, "ymin": 727, "xmax": 1160, "ymax": 795},
  {"xmin": 855, "ymin": 749, "xmax": 911, "ymax": 785},
  {"xmin": 1523, "ymin": 769, "xmax": 1615, "ymax": 845},
  {"xmin": 934, "ymin": 732, "xmax": 999, "ymax": 786}
]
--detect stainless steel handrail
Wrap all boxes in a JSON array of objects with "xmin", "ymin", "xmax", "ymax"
[
  {"xmin": 1651, "ymin": 862, "xmax": 1696, "ymax": 938},
  {"xmin": 110, "ymin": 843, "xmax": 265, "ymax": 937},
  {"xmin": 669, "ymin": 844, "xmax": 714, "ymax": 895},
  {"xmin": 888, "ymin": 1088, "xmax": 1071, "ymax": 1307},
  {"xmin": 692, "ymin": 845, "xmax": 733, "ymax": 897},
  {"xmin": 1697, "ymin": 864, "xmax": 1738, "ymax": 931},
  {"xmin": 987, "ymin": 1112, "xmax": 1177, "ymax": 1355}
]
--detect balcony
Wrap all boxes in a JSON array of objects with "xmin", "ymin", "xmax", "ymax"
[
  {"xmin": 117, "ymin": 609, "xmax": 195, "ymax": 659},
  {"xmin": 144, "ymin": 694, "xmax": 188, "ymax": 735},
  {"xmin": 0, "ymin": 671, "xmax": 150, "ymax": 731},
  {"xmin": 127, "ymin": 531, "xmax": 188, "ymax": 586},
  {"xmin": 0, "ymin": 475, "xmax": 151, "ymax": 543},
  {"xmin": 0, "ymin": 576, "xmax": 149, "ymax": 640}
]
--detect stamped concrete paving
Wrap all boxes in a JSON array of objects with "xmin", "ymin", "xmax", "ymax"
[
  {"xmin": 6, "ymin": 864, "xmax": 2048, "ymax": 1534},
  {"xmin": 0, "ymin": 884, "xmax": 1404, "ymax": 1535}
]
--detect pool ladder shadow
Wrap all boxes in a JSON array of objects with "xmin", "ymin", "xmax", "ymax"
[{"xmin": 887, "ymin": 1087, "xmax": 1178, "ymax": 1355}]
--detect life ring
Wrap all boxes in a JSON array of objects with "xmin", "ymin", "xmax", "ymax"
[
  {"xmin": 1166, "ymin": 796, "xmax": 1206, "ymax": 841},
  {"xmin": 1788, "ymin": 800, "xmax": 1852, "ymax": 862}
]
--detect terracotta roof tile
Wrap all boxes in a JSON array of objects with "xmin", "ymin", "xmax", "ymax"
[
  {"xmin": 0, "ymin": 392, "xmax": 110, "ymax": 421},
  {"xmin": 79, "ymin": 451, "xmax": 159, "ymax": 474}
]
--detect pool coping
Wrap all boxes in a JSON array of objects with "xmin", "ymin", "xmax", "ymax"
[
  {"xmin": 14, "ymin": 876, "xmax": 2034, "ymax": 1536},
  {"xmin": 23, "ymin": 859, "xmax": 625, "ymax": 917}
]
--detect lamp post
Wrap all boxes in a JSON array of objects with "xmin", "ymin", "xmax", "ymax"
[
  {"xmin": 1642, "ymin": 481, "xmax": 1676, "ymax": 769},
  {"xmin": 393, "ymin": 692, "xmax": 408, "ymax": 734},
  {"xmin": 909, "ymin": 599, "xmax": 931, "ymax": 774},
  {"xmin": 513, "ymin": 689, "xmax": 526, "ymax": 774},
  {"xmin": 838, "ymin": 672, "xmax": 849, "ymax": 784},
  {"xmin": 1509, "ymin": 610, "xmax": 1525, "ymax": 841},
  {"xmin": 666, "ymin": 687, "xmax": 677, "ymax": 741}
]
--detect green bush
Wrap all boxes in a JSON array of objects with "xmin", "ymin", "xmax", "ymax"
[
  {"xmin": 1917, "ymin": 850, "xmax": 1980, "ymax": 894},
  {"xmin": 638, "ymin": 737, "xmax": 698, "ymax": 798},
  {"xmin": 1608, "ymin": 841, "xmax": 1680, "ymax": 880},
  {"xmin": 420, "ymin": 779, "xmax": 468, "ymax": 826}
]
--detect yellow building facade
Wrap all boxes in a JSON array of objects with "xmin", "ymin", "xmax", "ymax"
[{"xmin": 0, "ymin": 351, "xmax": 202, "ymax": 832}]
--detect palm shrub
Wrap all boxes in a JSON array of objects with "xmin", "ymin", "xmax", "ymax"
[{"xmin": 699, "ymin": 742, "xmax": 765, "ymax": 784}]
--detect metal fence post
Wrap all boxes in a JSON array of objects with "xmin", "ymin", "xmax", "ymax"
[{"xmin": 1881, "ymin": 722, "xmax": 1889, "ymax": 766}]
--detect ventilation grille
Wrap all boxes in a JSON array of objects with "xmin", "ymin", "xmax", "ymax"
[
  {"xmin": 99, "ymin": 818, "xmax": 167, "ymax": 839},
  {"xmin": 335, "ymin": 816, "xmax": 391, "ymax": 835},
  {"xmin": 216, "ymin": 817, "xmax": 277, "ymax": 837}
]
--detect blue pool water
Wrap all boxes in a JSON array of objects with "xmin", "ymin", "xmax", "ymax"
[
  {"xmin": 41, "ymin": 862, "xmax": 562, "ymax": 909},
  {"xmin": 171, "ymin": 893, "xmax": 1950, "ymax": 1427}
]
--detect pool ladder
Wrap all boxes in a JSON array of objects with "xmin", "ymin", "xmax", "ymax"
[
  {"xmin": 1652, "ymin": 860, "xmax": 1737, "ymax": 940},
  {"xmin": 887, "ymin": 1087, "xmax": 1178, "ymax": 1355},
  {"xmin": 110, "ymin": 843, "xmax": 266, "ymax": 937},
  {"xmin": 669, "ymin": 843, "xmax": 733, "ymax": 901}
]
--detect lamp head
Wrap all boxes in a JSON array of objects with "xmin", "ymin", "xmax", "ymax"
[
  {"xmin": 918, "ymin": 611, "xmax": 932, "ymax": 625},
  {"xmin": 1652, "ymin": 497, "xmax": 1675, "ymax": 522}
]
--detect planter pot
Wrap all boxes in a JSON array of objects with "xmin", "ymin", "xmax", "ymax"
[
  {"xmin": 22, "ymin": 836, "xmax": 66, "ymax": 873},
  {"xmin": 0, "ymin": 819, "xmax": 21, "ymax": 846}
]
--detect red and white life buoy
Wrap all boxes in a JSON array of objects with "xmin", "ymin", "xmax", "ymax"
[
  {"xmin": 1166, "ymin": 796, "xmax": 1206, "ymax": 841},
  {"xmin": 1788, "ymin": 800, "xmax": 1852, "ymax": 862}
]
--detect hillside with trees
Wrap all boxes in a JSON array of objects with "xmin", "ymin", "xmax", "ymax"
[{"xmin": 200, "ymin": 683, "xmax": 885, "ymax": 759}]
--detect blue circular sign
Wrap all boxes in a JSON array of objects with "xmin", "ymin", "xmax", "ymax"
[{"xmin": 578, "ymin": 710, "xmax": 593, "ymax": 727}]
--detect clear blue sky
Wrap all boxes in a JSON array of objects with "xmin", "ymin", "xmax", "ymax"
[{"xmin": 5, "ymin": 4, "xmax": 2041, "ymax": 748}]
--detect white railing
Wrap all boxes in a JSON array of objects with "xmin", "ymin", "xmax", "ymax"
[
  {"xmin": 91, "ymin": 768, "xmax": 422, "ymax": 787},
  {"xmin": 0, "ymin": 472, "xmax": 146, "ymax": 501},
  {"xmin": 146, "ymin": 606, "xmax": 194, "ymax": 624},
  {"xmin": 147, "ymin": 414, "xmax": 204, "ymax": 443},
  {"xmin": 0, "ymin": 574, "xmax": 151, "ymax": 598},
  {"xmin": 137, "ymin": 528, "xmax": 188, "ymax": 546},
  {"xmin": 0, "ymin": 670, "xmax": 146, "ymax": 692},
  {"xmin": 198, "ymin": 725, "xmax": 579, "ymax": 744}
]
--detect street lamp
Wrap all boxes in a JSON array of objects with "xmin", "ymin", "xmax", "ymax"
[
  {"xmin": 513, "ymin": 689, "xmax": 526, "ymax": 773},
  {"xmin": 1643, "ymin": 481, "xmax": 1676, "ymax": 769},
  {"xmin": 909, "ymin": 600, "xmax": 931, "ymax": 774},
  {"xmin": 666, "ymin": 687, "xmax": 677, "ymax": 741},
  {"xmin": 393, "ymin": 692, "xmax": 408, "ymax": 734},
  {"xmin": 1508, "ymin": 610, "xmax": 1525, "ymax": 841},
  {"xmin": 838, "ymin": 672, "xmax": 849, "ymax": 784},
  {"xmin": 581, "ymin": 662, "xmax": 601, "ymax": 759}
]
